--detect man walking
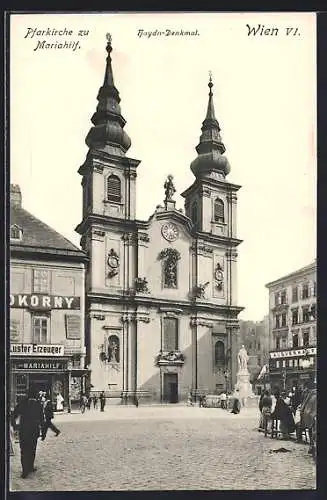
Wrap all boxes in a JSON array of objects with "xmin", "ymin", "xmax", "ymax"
[
  {"xmin": 42, "ymin": 393, "xmax": 61, "ymax": 439},
  {"xmin": 99, "ymin": 391, "xmax": 106, "ymax": 412},
  {"xmin": 11, "ymin": 386, "xmax": 45, "ymax": 478}
]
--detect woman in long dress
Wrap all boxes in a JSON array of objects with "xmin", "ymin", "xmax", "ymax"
[{"xmin": 56, "ymin": 392, "xmax": 64, "ymax": 412}]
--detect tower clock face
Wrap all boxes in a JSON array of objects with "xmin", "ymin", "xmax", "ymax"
[{"xmin": 161, "ymin": 223, "xmax": 179, "ymax": 242}]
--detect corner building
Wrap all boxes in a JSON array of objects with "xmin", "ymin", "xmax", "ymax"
[
  {"xmin": 266, "ymin": 261, "xmax": 316, "ymax": 391},
  {"xmin": 10, "ymin": 185, "xmax": 88, "ymax": 409},
  {"xmin": 76, "ymin": 38, "xmax": 244, "ymax": 403}
]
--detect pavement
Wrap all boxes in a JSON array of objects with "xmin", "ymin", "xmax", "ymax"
[{"xmin": 10, "ymin": 405, "xmax": 316, "ymax": 491}]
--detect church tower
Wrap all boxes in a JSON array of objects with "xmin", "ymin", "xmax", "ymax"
[
  {"xmin": 76, "ymin": 35, "xmax": 141, "ymax": 391},
  {"xmin": 181, "ymin": 76, "xmax": 238, "ymax": 241}
]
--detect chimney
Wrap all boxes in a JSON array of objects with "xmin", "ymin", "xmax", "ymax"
[{"xmin": 10, "ymin": 184, "xmax": 22, "ymax": 208}]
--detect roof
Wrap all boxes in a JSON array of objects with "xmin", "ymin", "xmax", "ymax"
[
  {"xmin": 10, "ymin": 205, "xmax": 85, "ymax": 256},
  {"xmin": 265, "ymin": 260, "xmax": 316, "ymax": 288}
]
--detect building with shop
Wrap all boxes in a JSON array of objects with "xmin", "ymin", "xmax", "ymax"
[
  {"xmin": 266, "ymin": 261, "xmax": 316, "ymax": 392},
  {"xmin": 75, "ymin": 36, "xmax": 244, "ymax": 403},
  {"xmin": 10, "ymin": 184, "xmax": 88, "ymax": 410}
]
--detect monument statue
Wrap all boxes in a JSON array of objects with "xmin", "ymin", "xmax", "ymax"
[
  {"xmin": 164, "ymin": 175, "xmax": 176, "ymax": 201},
  {"xmin": 237, "ymin": 345, "xmax": 249, "ymax": 371}
]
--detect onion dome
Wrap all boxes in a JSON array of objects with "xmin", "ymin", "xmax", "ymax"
[
  {"xmin": 190, "ymin": 75, "xmax": 230, "ymax": 178},
  {"xmin": 85, "ymin": 34, "xmax": 131, "ymax": 157}
]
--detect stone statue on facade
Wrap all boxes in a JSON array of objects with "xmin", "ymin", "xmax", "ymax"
[
  {"xmin": 237, "ymin": 345, "xmax": 249, "ymax": 371},
  {"xmin": 164, "ymin": 175, "xmax": 176, "ymax": 201}
]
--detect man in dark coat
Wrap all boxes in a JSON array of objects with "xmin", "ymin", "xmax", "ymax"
[
  {"xmin": 11, "ymin": 386, "xmax": 45, "ymax": 478},
  {"xmin": 99, "ymin": 391, "xmax": 106, "ymax": 411},
  {"xmin": 41, "ymin": 393, "xmax": 60, "ymax": 439}
]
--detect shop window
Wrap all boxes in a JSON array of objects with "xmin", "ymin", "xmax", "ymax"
[
  {"xmin": 293, "ymin": 359, "xmax": 298, "ymax": 367},
  {"xmin": 163, "ymin": 317, "xmax": 178, "ymax": 351},
  {"xmin": 214, "ymin": 198, "xmax": 224, "ymax": 223},
  {"xmin": 289, "ymin": 359, "xmax": 293, "ymax": 368},
  {"xmin": 282, "ymin": 360, "xmax": 286, "ymax": 368},
  {"xmin": 32, "ymin": 315, "xmax": 49, "ymax": 343},
  {"xmin": 292, "ymin": 286, "xmax": 298, "ymax": 303},
  {"xmin": 107, "ymin": 175, "xmax": 121, "ymax": 203},
  {"xmin": 276, "ymin": 360, "xmax": 280, "ymax": 368},
  {"xmin": 33, "ymin": 269, "xmax": 49, "ymax": 293},
  {"xmin": 214, "ymin": 341, "xmax": 225, "ymax": 367}
]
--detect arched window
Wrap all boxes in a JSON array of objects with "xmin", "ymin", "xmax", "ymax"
[
  {"xmin": 107, "ymin": 335, "xmax": 120, "ymax": 363},
  {"xmin": 214, "ymin": 198, "xmax": 224, "ymax": 223},
  {"xmin": 215, "ymin": 341, "xmax": 225, "ymax": 366},
  {"xmin": 107, "ymin": 175, "xmax": 121, "ymax": 203},
  {"xmin": 191, "ymin": 202, "xmax": 198, "ymax": 226}
]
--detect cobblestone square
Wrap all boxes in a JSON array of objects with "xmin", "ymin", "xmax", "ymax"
[{"xmin": 10, "ymin": 406, "xmax": 316, "ymax": 491}]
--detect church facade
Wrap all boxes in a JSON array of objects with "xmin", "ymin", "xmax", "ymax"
[{"xmin": 76, "ymin": 36, "xmax": 244, "ymax": 403}]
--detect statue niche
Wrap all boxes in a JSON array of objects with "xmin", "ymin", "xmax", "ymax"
[
  {"xmin": 107, "ymin": 335, "xmax": 120, "ymax": 363},
  {"xmin": 158, "ymin": 248, "xmax": 181, "ymax": 289}
]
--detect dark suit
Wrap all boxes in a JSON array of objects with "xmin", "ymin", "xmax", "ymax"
[
  {"xmin": 42, "ymin": 400, "xmax": 60, "ymax": 438},
  {"xmin": 11, "ymin": 397, "xmax": 44, "ymax": 476}
]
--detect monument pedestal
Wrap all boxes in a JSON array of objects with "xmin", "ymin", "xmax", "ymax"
[{"xmin": 233, "ymin": 369, "xmax": 255, "ymax": 406}]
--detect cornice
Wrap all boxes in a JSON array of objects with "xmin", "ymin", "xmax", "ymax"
[{"xmin": 181, "ymin": 178, "xmax": 242, "ymax": 198}]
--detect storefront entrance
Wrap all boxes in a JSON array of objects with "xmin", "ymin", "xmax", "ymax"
[{"xmin": 163, "ymin": 373, "xmax": 178, "ymax": 403}]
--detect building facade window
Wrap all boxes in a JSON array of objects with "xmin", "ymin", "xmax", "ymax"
[
  {"xmin": 10, "ymin": 225, "xmax": 23, "ymax": 241},
  {"xmin": 107, "ymin": 175, "xmax": 121, "ymax": 203},
  {"xmin": 10, "ymin": 319, "xmax": 21, "ymax": 342},
  {"xmin": 292, "ymin": 286, "xmax": 298, "ymax": 303},
  {"xmin": 163, "ymin": 317, "xmax": 178, "ymax": 351},
  {"xmin": 292, "ymin": 309, "xmax": 298, "ymax": 325},
  {"xmin": 303, "ymin": 329, "xmax": 310, "ymax": 347},
  {"xmin": 302, "ymin": 306, "xmax": 310, "ymax": 323},
  {"xmin": 214, "ymin": 341, "xmax": 225, "ymax": 367},
  {"xmin": 276, "ymin": 337, "xmax": 280, "ymax": 350},
  {"xmin": 274, "ymin": 292, "xmax": 280, "ymax": 306},
  {"xmin": 281, "ymin": 313, "xmax": 287, "ymax": 327},
  {"xmin": 32, "ymin": 316, "xmax": 49, "ymax": 343},
  {"xmin": 33, "ymin": 269, "xmax": 49, "ymax": 293},
  {"xmin": 302, "ymin": 283, "xmax": 309, "ymax": 299},
  {"xmin": 213, "ymin": 198, "xmax": 224, "ymax": 223},
  {"xmin": 292, "ymin": 333, "xmax": 299, "ymax": 348},
  {"xmin": 281, "ymin": 290, "xmax": 287, "ymax": 305},
  {"xmin": 281, "ymin": 337, "xmax": 287, "ymax": 349},
  {"xmin": 275, "ymin": 315, "xmax": 280, "ymax": 329}
]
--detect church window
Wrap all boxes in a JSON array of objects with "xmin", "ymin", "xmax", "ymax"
[
  {"xmin": 191, "ymin": 202, "xmax": 198, "ymax": 226},
  {"xmin": 214, "ymin": 198, "xmax": 224, "ymax": 223},
  {"xmin": 107, "ymin": 175, "xmax": 121, "ymax": 203},
  {"xmin": 214, "ymin": 340, "xmax": 225, "ymax": 366},
  {"xmin": 163, "ymin": 317, "xmax": 178, "ymax": 351}
]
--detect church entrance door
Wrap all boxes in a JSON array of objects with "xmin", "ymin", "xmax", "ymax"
[{"xmin": 163, "ymin": 373, "xmax": 178, "ymax": 403}]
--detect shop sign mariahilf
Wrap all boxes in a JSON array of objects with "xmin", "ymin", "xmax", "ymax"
[
  {"xmin": 10, "ymin": 343, "xmax": 65, "ymax": 356},
  {"xmin": 13, "ymin": 360, "xmax": 67, "ymax": 370}
]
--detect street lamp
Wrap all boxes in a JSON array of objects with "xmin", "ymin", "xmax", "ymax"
[
  {"xmin": 224, "ymin": 369, "xmax": 230, "ymax": 393},
  {"xmin": 67, "ymin": 360, "xmax": 73, "ymax": 413}
]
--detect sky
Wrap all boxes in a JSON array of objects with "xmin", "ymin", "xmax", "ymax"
[{"xmin": 10, "ymin": 12, "xmax": 317, "ymax": 320}]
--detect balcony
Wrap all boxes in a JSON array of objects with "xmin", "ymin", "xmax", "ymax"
[{"xmin": 156, "ymin": 351, "xmax": 185, "ymax": 366}]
